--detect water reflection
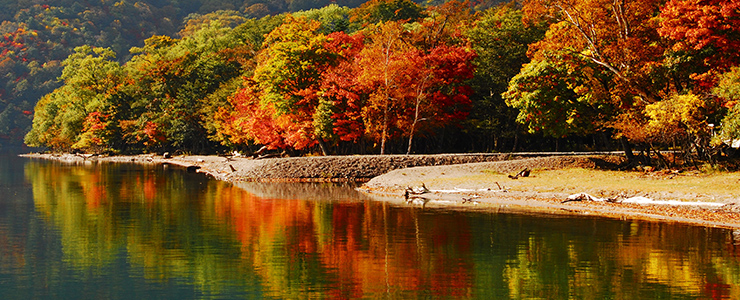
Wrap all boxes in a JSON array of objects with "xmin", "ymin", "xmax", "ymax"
[{"xmin": 3, "ymin": 157, "xmax": 740, "ymax": 299}]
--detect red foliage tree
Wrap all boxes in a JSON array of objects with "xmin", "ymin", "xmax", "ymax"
[
  {"xmin": 319, "ymin": 31, "xmax": 368, "ymax": 143},
  {"xmin": 659, "ymin": 0, "xmax": 740, "ymax": 84}
]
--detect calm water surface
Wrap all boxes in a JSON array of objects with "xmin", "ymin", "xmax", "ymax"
[{"xmin": 1, "ymin": 155, "xmax": 740, "ymax": 299}]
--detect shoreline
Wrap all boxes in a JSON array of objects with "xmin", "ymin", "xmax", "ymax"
[
  {"xmin": 19, "ymin": 152, "xmax": 604, "ymax": 182},
  {"xmin": 19, "ymin": 152, "xmax": 740, "ymax": 229},
  {"xmin": 360, "ymin": 157, "xmax": 740, "ymax": 229}
]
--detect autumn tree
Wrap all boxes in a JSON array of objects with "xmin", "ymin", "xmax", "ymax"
[
  {"xmin": 251, "ymin": 16, "xmax": 340, "ymax": 154},
  {"xmin": 659, "ymin": 0, "xmax": 740, "ymax": 85},
  {"xmin": 315, "ymin": 31, "xmax": 367, "ymax": 146},
  {"xmin": 215, "ymin": 81, "xmax": 289, "ymax": 150},
  {"xmin": 513, "ymin": 0, "xmax": 680, "ymax": 157},
  {"xmin": 657, "ymin": 0, "xmax": 740, "ymax": 158},
  {"xmin": 357, "ymin": 21, "xmax": 475, "ymax": 154},
  {"xmin": 25, "ymin": 46, "xmax": 124, "ymax": 152},
  {"xmin": 522, "ymin": 0, "xmax": 666, "ymax": 103},
  {"xmin": 403, "ymin": 45, "xmax": 475, "ymax": 154},
  {"xmin": 356, "ymin": 21, "xmax": 414, "ymax": 154},
  {"xmin": 645, "ymin": 93, "xmax": 718, "ymax": 162},
  {"xmin": 123, "ymin": 21, "xmax": 253, "ymax": 153},
  {"xmin": 214, "ymin": 27, "xmax": 365, "ymax": 154}
]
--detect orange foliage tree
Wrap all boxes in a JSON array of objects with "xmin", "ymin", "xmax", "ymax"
[
  {"xmin": 356, "ymin": 21, "xmax": 475, "ymax": 154},
  {"xmin": 514, "ymin": 0, "xmax": 680, "ymax": 153},
  {"xmin": 356, "ymin": 21, "xmax": 415, "ymax": 154}
]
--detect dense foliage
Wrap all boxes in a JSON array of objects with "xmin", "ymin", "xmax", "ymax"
[
  {"xmin": 13, "ymin": 0, "xmax": 740, "ymax": 161},
  {"xmin": 22, "ymin": 1, "xmax": 487, "ymax": 155},
  {"xmin": 504, "ymin": 0, "xmax": 740, "ymax": 162}
]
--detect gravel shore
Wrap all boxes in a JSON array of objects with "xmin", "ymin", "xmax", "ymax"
[{"xmin": 20, "ymin": 152, "xmax": 740, "ymax": 229}]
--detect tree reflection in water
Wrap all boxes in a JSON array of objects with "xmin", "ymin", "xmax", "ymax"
[{"xmin": 5, "ymin": 158, "xmax": 739, "ymax": 299}]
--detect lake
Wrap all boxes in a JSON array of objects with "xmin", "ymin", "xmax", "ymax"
[{"xmin": 1, "ymin": 155, "xmax": 739, "ymax": 299}]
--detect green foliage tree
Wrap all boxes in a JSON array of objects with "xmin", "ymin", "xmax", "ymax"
[
  {"xmin": 179, "ymin": 10, "xmax": 248, "ymax": 38},
  {"xmin": 504, "ymin": 58, "xmax": 612, "ymax": 138},
  {"xmin": 25, "ymin": 46, "xmax": 124, "ymax": 152},
  {"xmin": 292, "ymin": 4, "xmax": 353, "ymax": 34},
  {"xmin": 350, "ymin": 0, "xmax": 424, "ymax": 25},
  {"xmin": 466, "ymin": 3, "xmax": 546, "ymax": 151},
  {"xmin": 123, "ymin": 22, "xmax": 252, "ymax": 153},
  {"xmin": 714, "ymin": 67, "xmax": 740, "ymax": 145}
]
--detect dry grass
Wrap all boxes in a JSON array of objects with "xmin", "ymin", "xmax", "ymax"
[
  {"xmin": 488, "ymin": 168, "xmax": 740, "ymax": 201},
  {"xmin": 365, "ymin": 155, "xmax": 740, "ymax": 203}
]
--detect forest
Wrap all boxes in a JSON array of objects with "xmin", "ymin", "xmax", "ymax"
[{"xmin": 8, "ymin": 0, "xmax": 740, "ymax": 160}]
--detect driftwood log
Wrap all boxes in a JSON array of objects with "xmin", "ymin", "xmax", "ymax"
[{"xmin": 508, "ymin": 168, "xmax": 530, "ymax": 179}]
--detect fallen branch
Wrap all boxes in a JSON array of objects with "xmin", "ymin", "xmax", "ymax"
[
  {"xmin": 508, "ymin": 168, "xmax": 530, "ymax": 179},
  {"xmin": 404, "ymin": 183, "xmax": 430, "ymax": 198},
  {"xmin": 462, "ymin": 196, "xmax": 479, "ymax": 204},
  {"xmin": 563, "ymin": 192, "xmax": 725, "ymax": 207},
  {"xmin": 404, "ymin": 184, "xmax": 432, "ymax": 208}
]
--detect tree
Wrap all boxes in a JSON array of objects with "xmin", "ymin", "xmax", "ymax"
[
  {"xmin": 504, "ymin": 57, "xmax": 612, "ymax": 138},
  {"xmin": 402, "ymin": 45, "xmax": 475, "ymax": 154},
  {"xmin": 316, "ymin": 31, "xmax": 367, "ymax": 145},
  {"xmin": 252, "ymin": 16, "xmax": 338, "ymax": 154},
  {"xmin": 713, "ymin": 67, "xmax": 740, "ymax": 145},
  {"xmin": 215, "ymin": 82, "xmax": 289, "ymax": 150},
  {"xmin": 356, "ymin": 21, "xmax": 414, "ymax": 154},
  {"xmin": 516, "ymin": 0, "xmax": 679, "ymax": 156},
  {"xmin": 25, "ymin": 46, "xmax": 124, "ymax": 152},
  {"xmin": 350, "ymin": 0, "xmax": 424, "ymax": 26},
  {"xmin": 411, "ymin": 0, "xmax": 473, "ymax": 49},
  {"xmin": 659, "ymin": 0, "xmax": 740, "ymax": 84},
  {"xmin": 523, "ymin": 0, "xmax": 666, "ymax": 103},
  {"xmin": 121, "ymin": 21, "xmax": 253, "ymax": 153},
  {"xmin": 357, "ymin": 21, "xmax": 475, "ymax": 154},
  {"xmin": 466, "ymin": 3, "xmax": 546, "ymax": 151},
  {"xmin": 178, "ymin": 10, "xmax": 248, "ymax": 38},
  {"xmin": 292, "ymin": 4, "xmax": 353, "ymax": 34}
]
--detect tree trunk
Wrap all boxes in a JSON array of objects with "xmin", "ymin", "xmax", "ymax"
[
  {"xmin": 317, "ymin": 138, "xmax": 330, "ymax": 156},
  {"xmin": 380, "ymin": 109, "xmax": 388, "ymax": 155},
  {"xmin": 620, "ymin": 136, "xmax": 634, "ymax": 162},
  {"xmin": 406, "ymin": 130, "xmax": 415, "ymax": 155},
  {"xmin": 512, "ymin": 124, "xmax": 519, "ymax": 152},
  {"xmin": 407, "ymin": 101, "xmax": 422, "ymax": 155}
]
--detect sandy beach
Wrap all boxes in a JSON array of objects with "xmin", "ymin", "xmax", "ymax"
[{"xmin": 20, "ymin": 152, "xmax": 740, "ymax": 229}]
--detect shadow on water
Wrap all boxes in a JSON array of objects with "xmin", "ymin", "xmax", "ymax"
[{"xmin": 2, "ymin": 156, "xmax": 740, "ymax": 299}]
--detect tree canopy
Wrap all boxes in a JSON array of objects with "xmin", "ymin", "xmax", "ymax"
[{"xmin": 14, "ymin": 0, "xmax": 740, "ymax": 162}]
